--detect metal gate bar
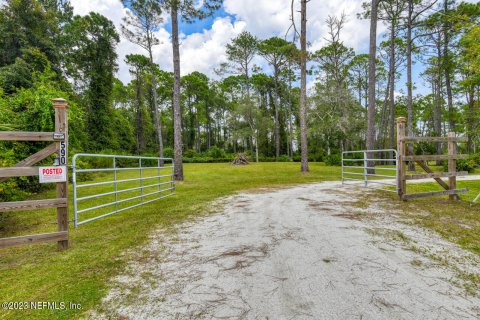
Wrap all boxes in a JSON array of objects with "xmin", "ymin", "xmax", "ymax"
[
  {"xmin": 342, "ymin": 149, "xmax": 398, "ymax": 192},
  {"xmin": 72, "ymin": 154, "xmax": 175, "ymax": 227}
]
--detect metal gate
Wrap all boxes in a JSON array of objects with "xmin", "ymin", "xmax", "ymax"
[
  {"xmin": 342, "ymin": 149, "xmax": 398, "ymax": 192},
  {"xmin": 72, "ymin": 154, "xmax": 175, "ymax": 227}
]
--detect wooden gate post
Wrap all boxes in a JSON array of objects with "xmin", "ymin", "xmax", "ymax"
[
  {"xmin": 448, "ymin": 132, "xmax": 459, "ymax": 201},
  {"xmin": 396, "ymin": 117, "xmax": 406, "ymax": 199},
  {"xmin": 53, "ymin": 98, "xmax": 69, "ymax": 250}
]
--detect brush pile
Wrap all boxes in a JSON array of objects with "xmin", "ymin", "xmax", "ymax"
[{"xmin": 231, "ymin": 153, "xmax": 249, "ymax": 165}]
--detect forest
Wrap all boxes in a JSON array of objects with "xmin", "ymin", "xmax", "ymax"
[{"xmin": 0, "ymin": 0, "xmax": 479, "ymax": 190}]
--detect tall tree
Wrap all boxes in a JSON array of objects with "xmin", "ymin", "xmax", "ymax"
[
  {"xmin": 121, "ymin": 0, "xmax": 164, "ymax": 158},
  {"xmin": 64, "ymin": 12, "xmax": 120, "ymax": 150},
  {"xmin": 404, "ymin": 0, "xmax": 437, "ymax": 138},
  {"xmin": 457, "ymin": 3, "xmax": 480, "ymax": 152},
  {"xmin": 349, "ymin": 53, "xmax": 370, "ymax": 107},
  {"xmin": 367, "ymin": 0, "xmax": 379, "ymax": 159},
  {"xmin": 0, "ymin": 0, "xmax": 72, "ymax": 70},
  {"xmin": 312, "ymin": 14, "xmax": 355, "ymax": 151},
  {"xmin": 161, "ymin": 0, "xmax": 222, "ymax": 181},
  {"xmin": 378, "ymin": 0, "xmax": 407, "ymax": 152},
  {"xmin": 299, "ymin": 0, "xmax": 309, "ymax": 172},
  {"xmin": 442, "ymin": 0, "xmax": 455, "ymax": 131},
  {"xmin": 258, "ymin": 37, "xmax": 295, "ymax": 159},
  {"xmin": 225, "ymin": 31, "xmax": 258, "ymax": 96},
  {"xmin": 225, "ymin": 31, "xmax": 259, "ymax": 161},
  {"xmin": 125, "ymin": 54, "xmax": 150, "ymax": 154}
]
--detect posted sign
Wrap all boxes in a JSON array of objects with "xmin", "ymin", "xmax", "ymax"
[{"xmin": 39, "ymin": 166, "xmax": 67, "ymax": 183}]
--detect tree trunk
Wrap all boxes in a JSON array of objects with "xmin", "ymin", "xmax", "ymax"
[
  {"xmin": 434, "ymin": 38, "xmax": 443, "ymax": 165},
  {"xmin": 466, "ymin": 89, "xmax": 475, "ymax": 153},
  {"xmin": 299, "ymin": 0, "xmax": 309, "ymax": 173},
  {"xmin": 443, "ymin": 0, "xmax": 455, "ymax": 131},
  {"xmin": 255, "ymin": 133, "xmax": 259, "ymax": 163},
  {"xmin": 406, "ymin": 0, "xmax": 413, "ymax": 137},
  {"xmin": 148, "ymin": 47, "xmax": 164, "ymax": 159},
  {"xmin": 206, "ymin": 102, "xmax": 211, "ymax": 149},
  {"xmin": 367, "ymin": 0, "xmax": 378, "ymax": 172},
  {"xmin": 171, "ymin": 4, "xmax": 183, "ymax": 180},
  {"xmin": 273, "ymin": 67, "xmax": 280, "ymax": 160},
  {"xmin": 377, "ymin": 77, "xmax": 390, "ymax": 150},
  {"xmin": 135, "ymin": 74, "xmax": 144, "ymax": 154},
  {"xmin": 195, "ymin": 110, "xmax": 200, "ymax": 152},
  {"xmin": 388, "ymin": 23, "xmax": 396, "ymax": 158},
  {"xmin": 406, "ymin": 0, "xmax": 415, "ymax": 171}
]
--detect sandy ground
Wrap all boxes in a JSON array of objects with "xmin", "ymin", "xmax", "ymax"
[{"xmin": 93, "ymin": 182, "xmax": 480, "ymax": 320}]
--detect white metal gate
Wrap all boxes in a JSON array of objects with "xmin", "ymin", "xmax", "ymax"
[
  {"xmin": 342, "ymin": 149, "xmax": 398, "ymax": 192},
  {"xmin": 72, "ymin": 154, "xmax": 175, "ymax": 227}
]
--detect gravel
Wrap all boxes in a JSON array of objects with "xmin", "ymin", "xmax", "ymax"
[{"xmin": 93, "ymin": 182, "xmax": 480, "ymax": 320}]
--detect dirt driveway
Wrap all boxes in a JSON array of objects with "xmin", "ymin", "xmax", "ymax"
[{"xmin": 94, "ymin": 182, "xmax": 480, "ymax": 319}]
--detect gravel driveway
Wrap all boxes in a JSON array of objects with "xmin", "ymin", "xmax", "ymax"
[{"xmin": 94, "ymin": 182, "xmax": 480, "ymax": 320}]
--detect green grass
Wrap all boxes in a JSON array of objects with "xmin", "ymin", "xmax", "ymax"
[
  {"xmin": 0, "ymin": 162, "xmax": 341, "ymax": 319},
  {"xmin": 386, "ymin": 179, "xmax": 480, "ymax": 256},
  {"xmin": 2, "ymin": 161, "xmax": 479, "ymax": 319}
]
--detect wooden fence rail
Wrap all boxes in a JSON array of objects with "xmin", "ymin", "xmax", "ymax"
[
  {"xmin": 0, "ymin": 98, "xmax": 69, "ymax": 250},
  {"xmin": 396, "ymin": 117, "xmax": 468, "ymax": 201}
]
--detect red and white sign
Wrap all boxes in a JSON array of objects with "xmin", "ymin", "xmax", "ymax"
[{"xmin": 39, "ymin": 166, "xmax": 67, "ymax": 183}]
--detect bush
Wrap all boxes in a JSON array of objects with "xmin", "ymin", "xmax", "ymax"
[
  {"xmin": 325, "ymin": 154, "xmax": 342, "ymax": 166},
  {"xmin": 277, "ymin": 155, "xmax": 292, "ymax": 162},
  {"xmin": 469, "ymin": 153, "xmax": 480, "ymax": 167},
  {"xmin": 0, "ymin": 180, "xmax": 31, "ymax": 202},
  {"xmin": 183, "ymin": 149, "xmax": 198, "ymax": 158},
  {"xmin": 208, "ymin": 146, "xmax": 226, "ymax": 159},
  {"xmin": 442, "ymin": 158, "xmax": 477, "ymax": 173},
  {"xmin": 163, "ymin": 147, "xmax": 174, "ymax": 158}
]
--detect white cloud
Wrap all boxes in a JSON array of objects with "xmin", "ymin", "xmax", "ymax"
[
  {"xmin": 69, "ymin": 0, "xmax": 387, "ymax": 84},
  {"xmin": 180, "ymin": 17, "xmax": 246, "ymax": 76},
  {"xmin": 224, "ymin": 0, "xmax": 385, "ymax": 54},
  {"xmin": 70, "ymin": 0, "xmax": 246, "ymax": 83}
]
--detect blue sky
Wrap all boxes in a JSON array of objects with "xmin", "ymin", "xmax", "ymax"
[
  {"xmin": 174, "ymin": 7, "xmax": 235, "ymax": 36},
  {"xmin": 70, "ymin": 0, "xmax": 450, "ymax": 96}
]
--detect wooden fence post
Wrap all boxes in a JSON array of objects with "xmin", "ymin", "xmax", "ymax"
[
  {"xmin": 53, "ymin": 98, "xmax": 69, "ymax": 250},
  {"xmin": 448, "ymin": 131, "xmax": 458, "ymax": 201},
  {"xmin": 396, "ymin": 117, "xmax": 406, "ymax": 199}
]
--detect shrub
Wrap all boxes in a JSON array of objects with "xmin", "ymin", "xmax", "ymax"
[
  {"xmin": 325, "ymin": 154, "xmax": 342, "ymax": 166},
  {"xmin": 0, "ymin": 180, "xmax": 31, "ymax": 202},
  {"xmin": 442, "ymin": 158, "xmax": 477, "ymax": 173},
  {"xmin": 163, "ymin": 147, "xmax": 174, "ymax": 158},
  {"xmin": 208, "ymin": 146, "xmax": 226, "ymax": 159},
  {"xmin": 277, "ymin": 155, "xmax": 292, "ymax": 162},
  {"xmin": 183, "ymin": 149, "xmax": 198, "ymax": 158},
  {"xmin": 469, "ymin": 153, "xmax": 480, "ymax": 167}
]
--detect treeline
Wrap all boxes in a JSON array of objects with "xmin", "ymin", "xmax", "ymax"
[
  {"xmin": 0, "ymin": 0, "xmax": 480, "ymax": 174},
  {"xmin": 364, "ymin": 0, "xmax": 480, "ymax": 158}
]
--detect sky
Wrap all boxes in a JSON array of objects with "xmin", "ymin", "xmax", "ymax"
[
  {"xmin": 70, "ymin": 0, "xmax": 375, "ymax": 81},
  {"xmin": 68, "ymin": 0, "xmax": 469, "ymax": 95}
]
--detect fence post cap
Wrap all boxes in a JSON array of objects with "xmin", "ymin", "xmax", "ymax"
[
  {"xmin": 396, "ymin": 117, "xmax": 406, "ymax": 123},
  {"xmin": 52, "ymin": 98, "xmax": 68, "ymax": 108}
]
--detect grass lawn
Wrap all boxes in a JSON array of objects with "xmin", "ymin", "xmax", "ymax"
[
  {"xmin": 383, "ymin": 179, "xmax": 480, "ymax": 256},
  {"xmin": 0, "ymin": 162, "xmax": 341, "ymax": 320}
]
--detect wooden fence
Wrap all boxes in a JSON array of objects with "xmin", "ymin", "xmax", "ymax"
[
  {"xmin": 0, "ymin": 98, "xmax": 69, "ymax": 250},
  {"xmin": 396, "ymin": 117, "xmax": 469, "ymax": 201}
]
